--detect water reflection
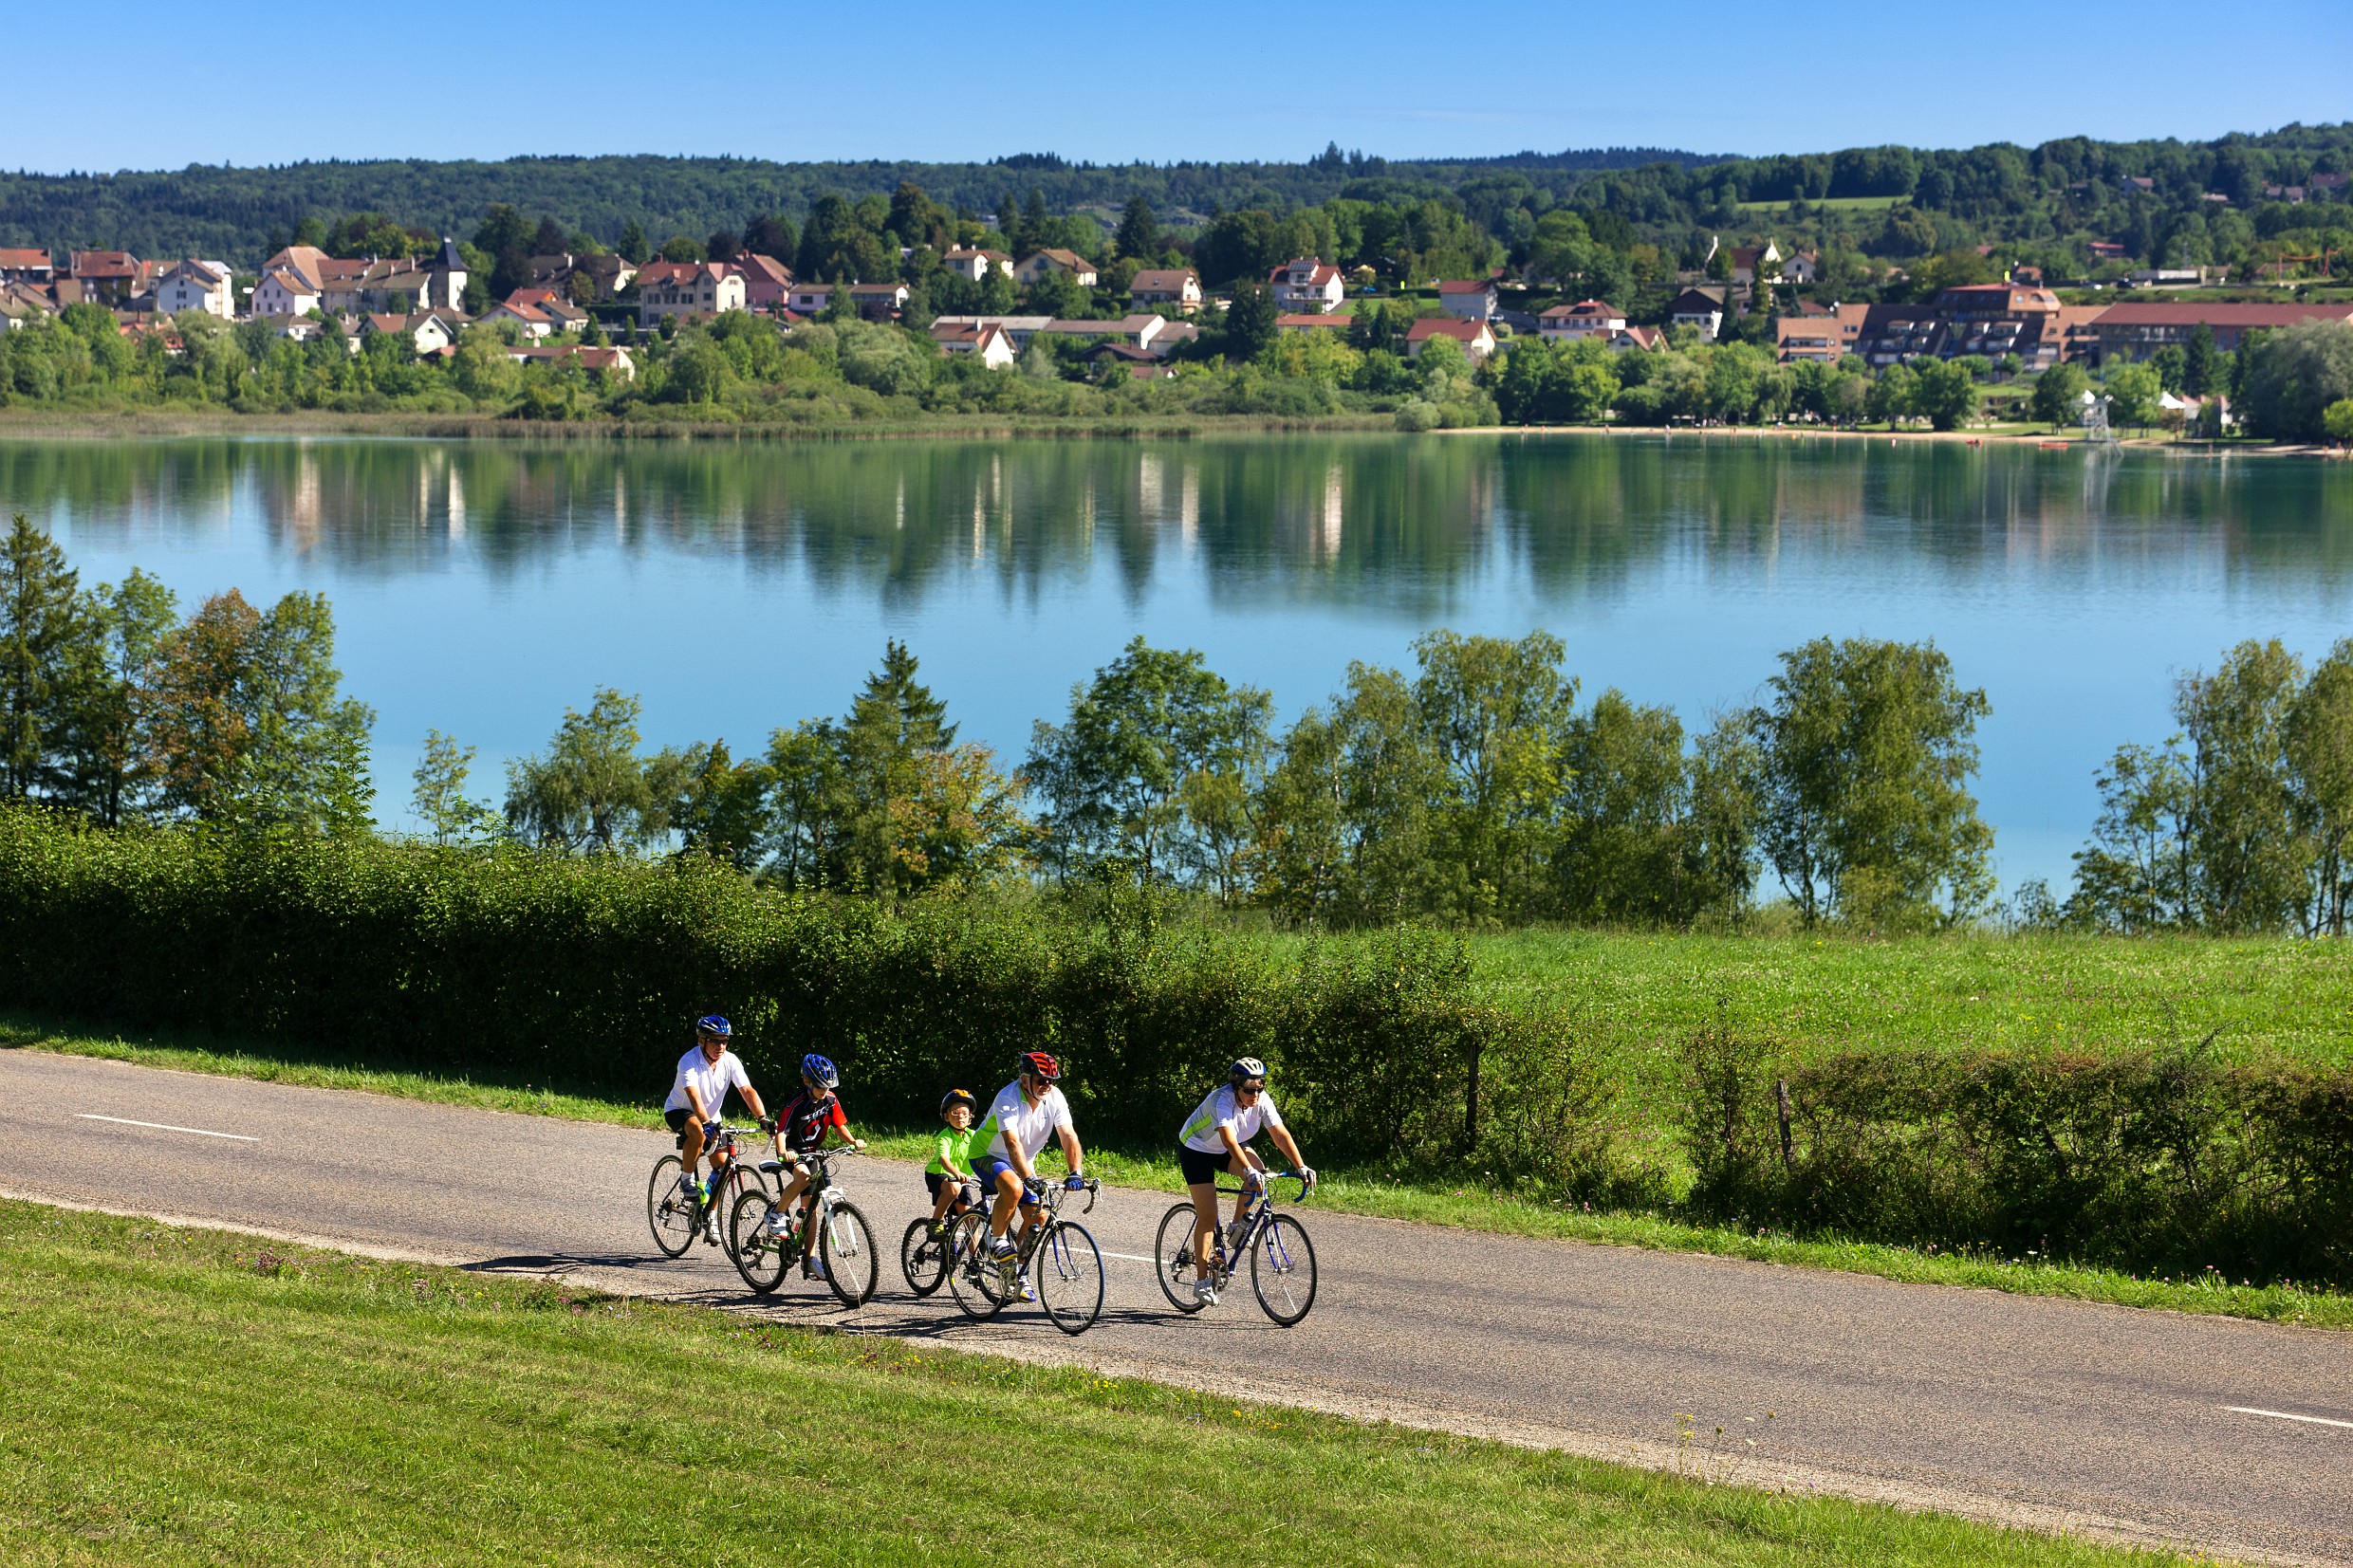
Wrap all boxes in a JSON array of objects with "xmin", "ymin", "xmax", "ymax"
[{"xmin": 7, "ymin": 435, "xmax": 2348, "ymax": 613}]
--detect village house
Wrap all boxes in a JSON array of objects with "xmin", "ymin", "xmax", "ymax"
[
  {"xmin": 532, "ymin": 252, "xmax": 639, "ymax": 301},
  {"xmin": 1609, "ymin": 325, "xmax": 1666, "ymax": 353},
  {"xmin": 0, "ymin": 249, "xmax": 54, "ymax": 286},
  {"xmin": 1127, "ymin": 267, "xmax": 1202, "ymax": 313},
  {"xmin": 484, "ymin": 289, "xmax": 585, "ymax": 340},
  {"xmin": 787, "ymin": 282, "xmax": 837, "ymax": 316},
  {"xmin": 1274, "ymin": 312, "xmax": 1354, "ymax": 334},
  {"xmin": 1774, "ymin": 316, "xmax": 1844, "ymax": 363},
  {"xmin": 1036, "ymin": 314, "xmax": 1168, "ymax": 352},
  {"xmin": 1436, "ymin": 279, "xmax": 1499, "ymax": 320},
  {"xmin": 251, "ymin": 266, "xmax": 324, "ymax": 318},
  {"xmin": 361, "ymin": 311, "xmax": 461, "ymax": 356},
  {"xmin": 927, "ymin": 314, "xmax": 1053, "ymax": 351},
  {"xmin": 930, "ymin": 320, "xmax": 1018, "ymax": 368},
  {"xmin": 1536, "ymin": 299, "xmax": 1625, "ymax": 341},
  {"xmin": 152, "ymin": 260, "xmax": 234, "ymax": 319},
  {"xmin": 636, "ymin": 261, "xmax": 747, "ymax": 326},
  {"xmin": 1015, "ymin": 249, "xmax": 1098, "ymax": 288},
  {"xmin": 69, "ymin": 251, "xmax": 147, "ymax": 305},
  {"xmin": 731, "ymin": 252, "xmax": 793, "ymax": 310},
  {"xmin": 847, "ymin": 282, "xmax": 911, "ymax": 321},
  {"xmin": 1269, "ymin": 258, "xmax": 1345, "ymax": 314},
  {"xmin": 1727, "ymin": 241, "xmax": 1784, "ymax": 286},
  {"xmin": 1785, "ymin": 249, "xmax": 1821, "ymax": 286},
  {"xmin": 943, "ymin": 248, "xmax": 1013, "ymax": 282},
  {"xmin": 1403, "ymin": 317, "xmax": 1497, "ymax": 361},
  {"xmin": 1668, "ymin": 286, "xmax": 1729, "ymax": 337},
  {"xmin": 507, "ymin": 344, "xmax": 637, "ymax": 380},
  {"xmin": 0, "ymin": 282, "xmax": 58, "ymax": 329}
]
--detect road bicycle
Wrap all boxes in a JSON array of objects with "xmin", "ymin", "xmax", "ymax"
[
  {"xmin": 1154, "ymin": 1169, "xmax": 1317, "ymax": 1326},
  {"xmin": 901, "ymin": 1176, "xmax": 984, "ymax": 1298},
  {"xmin": 728, "ymin": 1144, "xmax": 879, "ymax": 1307},
  {"xmin": 944, "ymin": 1176, "xmax": 1104, "ymax": 1336},
  {"xmin": 647, "ymin": 1121, "xmax": 771, "ymax": 1260}
]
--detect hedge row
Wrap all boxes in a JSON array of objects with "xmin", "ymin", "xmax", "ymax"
[
  {"xmin": 1686, "ymin": 1030, "xmax": 2353, "ymax": 1283},
  {"xmin": 0, "ymin": 807, "xmax": 1570, "ymax": 1164}
]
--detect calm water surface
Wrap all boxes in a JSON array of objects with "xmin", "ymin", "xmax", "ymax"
[{"xmin": 9, "ymin": 433, "xmax": 2352, "ymax": 891}]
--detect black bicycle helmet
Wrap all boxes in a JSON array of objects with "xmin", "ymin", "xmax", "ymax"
[{"xmin": 939, "ymin": 1088, "xmax": 977, "ymax": 1115}]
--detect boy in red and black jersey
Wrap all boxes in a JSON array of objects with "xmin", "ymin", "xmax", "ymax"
[{"xmin": 771, "ymin": 1053, "xmax": 864, "ymax": 1279}]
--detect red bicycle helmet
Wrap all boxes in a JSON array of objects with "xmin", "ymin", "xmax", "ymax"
[{"xmin": 1016, "ymin": 1050, "xmax": 1061, "ymax": 1083}]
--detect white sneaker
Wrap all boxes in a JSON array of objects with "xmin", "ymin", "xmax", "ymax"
[
  {"xmin": 1015, "ymin": 1271, "xmax": 1035, "ymax": 1302},
  {"xmin": 804, "ymin": 1255, "xmax": 827, "ymax": 1282},
  {"xmin": 1193, "ymin": 1278, "xmax": 1219, "ymax": 1306}
]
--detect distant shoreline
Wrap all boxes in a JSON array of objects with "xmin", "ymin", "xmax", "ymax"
[{"xmin": 0, "ymin": 408, "xmax": 2338, "ymax": 457}]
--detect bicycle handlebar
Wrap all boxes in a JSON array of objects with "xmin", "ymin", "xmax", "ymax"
[{"xmin": 1216, "ymin": 1170, "xmax": 1312, "ymax": 1202}]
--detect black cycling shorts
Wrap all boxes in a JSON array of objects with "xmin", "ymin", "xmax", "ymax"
[
  {"xmin": 926, "ymin": 1171, "xmax": 981, "ymax": 1206},
  {"xmin": 665, "ymin": 1107, "xmax": 695, "ymax": 1134},
  {"xmin": 1177, "ymin": 1144, "xmax": 1233, "ymax": 1187}
]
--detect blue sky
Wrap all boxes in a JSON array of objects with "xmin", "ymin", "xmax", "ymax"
[{"xmin": 6, "ymin": 2, "xmax": 2348, "ymax": 174}]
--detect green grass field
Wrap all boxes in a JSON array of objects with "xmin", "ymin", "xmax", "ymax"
[{"xmin": 0, "ymin": 1201, "xmax": 2194, "ymax": 1567}]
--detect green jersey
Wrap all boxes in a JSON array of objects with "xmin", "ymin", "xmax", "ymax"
[{"xmin": 927, "ymin": 1124, "xmax": 983, "ymax": 1177}]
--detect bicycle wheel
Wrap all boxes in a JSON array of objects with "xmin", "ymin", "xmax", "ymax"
[
  {"xmin": 819, "ymin": 1200, "xmax": 879, "ymax": 1308},
  {"xmin": 901, "ymin": 1218, "xmax": 950, "ymax": 1298},
  {"xmin": 729, "ymin": 1189, "xmax": 790, "ymax": 1294},
  {"xmin": 1036, "ymin": 1221, "xmax": 1103, "ymax": 1337},
  {"xmin": 1251, "ymin": 1212, "xmax": 1318, "ymax": 1326},
  {"xmin": 945, "ymin": 1209, "xmax": 1006, "ymax": 1320},
  {"xmin": 1153, "ymin": 1202, "xmax": 1208, "ymax": 1314},
  {"xmin": 647, "ymin": 1155, "xmax": 697, "ymax": 1258},
  {"xmin": 714, "ymin": 1161, "xmax": 763, "ymax": 1259}
]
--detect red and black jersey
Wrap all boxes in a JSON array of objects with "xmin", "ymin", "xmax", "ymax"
[{"xmin": 777, "ymin": 1090, "xmax": 849, "ymax": 1153}]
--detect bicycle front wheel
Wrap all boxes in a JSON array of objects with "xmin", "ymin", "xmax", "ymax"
[
  {"xmin": 714, "ymin": 1162, "xmax": 764, "ymax": 1260},
  {"xmin": 901, "ymin": 1218, "xmax": 950, "ymax": 1297},
  {"xmin": 1036, "ymin": 1221, "xmax": 1103, "ymax": 1336},
  {"xmin": 1251, "ymin": 1212, "xmax": 1318, "ymax": 1326},
  {"xmin": 729, "ymin": 1189, "xmax": 790, "ymax": 1294},
  {"xmin": 647, "ymin": 1155, "xmax": 696, "ymax": 1258},
  {"xmin": 819, "ymin": 1200, "xmax": 879, "ymax": 1307},
  {"xmin": 1153, "ymin": 1202, "xmax": 1208, "ymax": 1314},
  {"xmin": 945, "ymin": 1209, "xmax": 1006, "ymax": 1320}
]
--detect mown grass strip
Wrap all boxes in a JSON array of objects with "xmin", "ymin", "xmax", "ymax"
[
  {"xmin": 10, "ymin": 1013, "xmax": 2346, "ymax": 1331},
  {"xmin": 0, "ymin": 1200, "xmax": 2192, "ymax": 1567}
]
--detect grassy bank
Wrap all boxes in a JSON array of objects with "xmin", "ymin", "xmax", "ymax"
[
  {"xmin": 12, "ymin": 1008, "xmax": 2345, "ymax": 1331},
  {"xmin": 0, "ymin": 407, "xmax": 1398, "ymax": 441},
  {"xmin": 0, "ymin": 1199, "xmax": 2192, "ymax": 1567}
]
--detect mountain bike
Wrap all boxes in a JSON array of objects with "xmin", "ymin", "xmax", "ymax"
[
  {"xmin": 945, "ymin": 1176, "xmax": 1104, "ymax": 1336},
  {"xmin": 901, "ymin": 1177, "xmax": 984, "ymax": 1298},
  {"xmin": 1154, "ymin": 1170, "xmax": 1317, "ymax": 1326},
  {"xmin": 728, "ymin": 1144, "xmax": 879, "ymax": 1307},
  {"xmin": 647, "ymin": 1122, "xmax": 770, "ymax": 1260}
]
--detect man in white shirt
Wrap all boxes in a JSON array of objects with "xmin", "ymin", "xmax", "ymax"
[
  {"xmin": 662, "ymin": 1015, "xmax": 773, "ymax": 1240},
  {"xmin": 970, "ymin": 1050, "xmax": 1087, "ymax": 1278},
  {"xmin": 1176, "ymin": 1057, "xmax": 1313, "ymax": 1305}
]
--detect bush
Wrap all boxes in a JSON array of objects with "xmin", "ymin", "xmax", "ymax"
[{"xmin": 1683, "ymin": 1030, "xmax": 2352, "ymax": 1283}]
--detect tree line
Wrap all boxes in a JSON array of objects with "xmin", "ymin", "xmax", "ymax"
[{"xmin": 12, "ymin": 513, "xmax": 2353, "ymax": 937}]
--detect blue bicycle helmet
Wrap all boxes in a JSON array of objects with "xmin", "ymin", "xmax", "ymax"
[
  {"xmin": 801, "ymin": 1053, "xmax": 839, "ymax": 1089},
  {"xmin": 695, "ymin": 1014, "xmax": 732, "ymax": 1040}
]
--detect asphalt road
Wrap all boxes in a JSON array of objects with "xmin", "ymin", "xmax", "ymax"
[{"xmin": 3, "ymin": 1050, "xmax": 2346, "ymax": 1566}]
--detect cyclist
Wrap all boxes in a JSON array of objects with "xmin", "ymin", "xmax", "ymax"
[
  {"xmin": 973, "ymin": 1050, "xmax": 1087, "ymax": 1298},
  {"xmin": 1178, "ymin": 1056, "xmax": 1314, "ymax": 1305},
  {"xmin": 662, "ymin": 1015, "xmax": 774, "ymax": 1244},
  {"xmin": 770, "ymin": 1053, "xmax": 865, "ymax": 1281},
  {"xmin": 925, "ymin": 1089, "xmax": 984, "ymax": 1239}
]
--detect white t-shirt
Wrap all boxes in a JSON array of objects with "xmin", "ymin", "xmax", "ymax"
[
  {"xmin": 978, "ymin": 1079, "xmax": 1073, "ymax": 1164},
  {"xmin": 1179, "ymin": 1084, "xmax": 1285, "ymax": 1154},
  {"xmin": 664, "ymin": 1046, "xmax": 751, "ymax": 1119}
]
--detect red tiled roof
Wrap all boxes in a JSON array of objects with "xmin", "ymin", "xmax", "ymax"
[
  {"xmin": 1405, "ymin": 318, "xmax": 1491, "ymax": 341},
  {"xmin": 0, "ymin": 249, "xmax": 51, "ymax": 268},
  {"xmin": 1437, "ymin": 279, "xmax": 1496, "ymax": 294}
]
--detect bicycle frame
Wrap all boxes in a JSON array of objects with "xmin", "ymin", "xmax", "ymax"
[{"xmin": 1204, "ymin": 1170, "xmax": 1309, "ymax": 1283}]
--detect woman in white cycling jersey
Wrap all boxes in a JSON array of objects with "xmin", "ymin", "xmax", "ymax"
[{"xmin": 1176, "ymin": 1057, "xmax": 1313, "ymax": 1305}]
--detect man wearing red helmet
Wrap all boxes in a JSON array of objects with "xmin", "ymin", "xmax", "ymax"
[{"xmin": 971, "ymin": 1050, "xmax": 1087, "ymax": 1288}]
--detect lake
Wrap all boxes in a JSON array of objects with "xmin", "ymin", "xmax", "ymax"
[{"xmin": 8, "ymin": 432, "xmax": 2352, "ymax": 893}]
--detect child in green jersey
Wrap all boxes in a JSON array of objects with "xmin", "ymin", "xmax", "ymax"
[{"xmin": 926, "ymin": 1089, "xmax": 984, "ymax": 1238}]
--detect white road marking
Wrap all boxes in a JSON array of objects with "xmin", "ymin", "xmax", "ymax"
[
  {"xmin": 76, "ymin": 1114, "xmax": 258, "ymax": 1143},
  {"xmin": 2227, "ymin": 1406, "xmax": 2353, "ymax": 1430},
  {"xmin": 1100, "ymin": 1250, "xmax": 1156, "ymax": 1264}
]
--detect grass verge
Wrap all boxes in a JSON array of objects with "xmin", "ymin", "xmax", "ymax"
[
  {"xmin": 0, "ymin": 1199, "xmax": 2193, "ymax": 1567},
  {"xmin": 9, "ymin": 1012, "xmax": 2346, "ymax": 1332}
]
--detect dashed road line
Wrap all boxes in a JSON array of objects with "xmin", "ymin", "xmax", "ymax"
[{"xmin": 76, "ymin": 1114, "xmax": 258, "ymax": 1143}]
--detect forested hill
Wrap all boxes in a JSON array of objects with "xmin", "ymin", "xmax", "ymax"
[{"xmin": 0, "ymin": 146, "xmax": 1716, "ymax": 267}]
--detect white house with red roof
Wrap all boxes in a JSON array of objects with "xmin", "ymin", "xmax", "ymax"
[
  {"xmin": 930, "ymin": 319, "xmax": 1018, "ymax": 368},
  {"xmin": 1128, "ymin": 268, "xmax": 1202, "ymax": 314},
  {"xmin": 251, "ymin": 266, "xmax": 323, "ymax": 318},
  {"xmin": 1436, "ymin": 278, "xmax": 1499, "ymax": 319},
  {"xmin": 944, "ymin": 248, "xmax": 1013, "ymax": 282},
  {"xmin": 1270, "ymin": 258, "xmax": 1345, "ymax": 314},
  {"xmin": 636, "ymin": 261, "xmax": 746, "ymax": 327},
  {"xmin": 1404, "ymin": 317, "xmax": 1497, "ymax": 361},
  {"xmin": 1537, "ymin": 299, "xmax": 1626, "ymax": 342},
  {"xmin": 1015, "ymin": 249, "xmax": 1098, "ymax": 288},
  {"xmin": 153, "ymin": 260, "xmax": 235, "ymax": 319}
]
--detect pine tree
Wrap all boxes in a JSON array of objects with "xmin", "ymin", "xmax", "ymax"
[{"xmin": 0, "ymin": 512, "xmax": 91, "ymax": 802}]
